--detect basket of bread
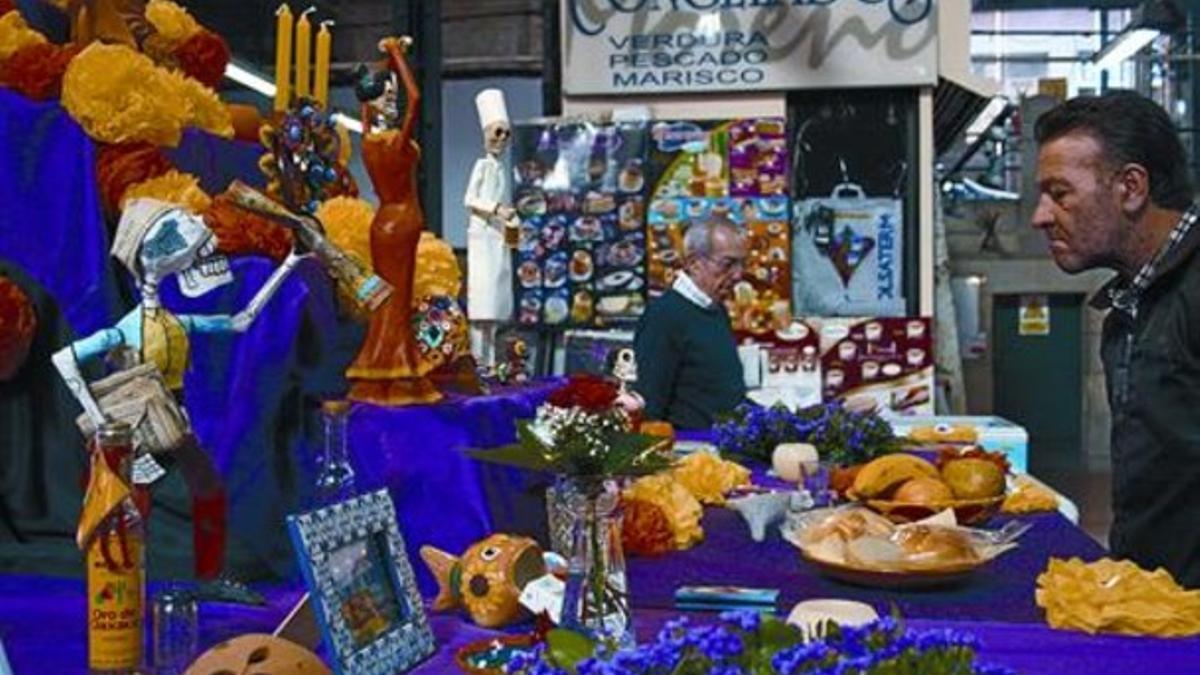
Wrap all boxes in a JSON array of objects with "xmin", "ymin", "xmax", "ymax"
[
  {"xmin": 781, "ymin": 506, "xmax": 1028, "ymax": 588},
  {"xmin": 845, "ymin": 449, "xmax": 1010, "ymax": 525}
]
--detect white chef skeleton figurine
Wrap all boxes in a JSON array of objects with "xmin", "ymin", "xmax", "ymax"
[
  {"xmin": 51, "ymin": 197, "xmax": 307, "ymax": 580},
  {"xmin": 607, "ymin": 347, "xmax": 645, "ymax": 417},
  {"xmin": 465, "ymin": 88, "xmax": 519, "ymax": 369}
]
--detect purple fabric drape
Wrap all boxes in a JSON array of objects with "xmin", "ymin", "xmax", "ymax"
[{"xmin": 0, "ymin": 88, "xmax": 120, "ymax": 335}]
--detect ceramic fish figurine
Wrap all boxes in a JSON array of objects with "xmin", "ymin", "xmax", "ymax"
[{"xmin": 420, "ymin": 534, "xmax": 546, "ymax": 628}]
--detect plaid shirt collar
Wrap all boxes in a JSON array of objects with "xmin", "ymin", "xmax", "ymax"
[{"xmin": 1108, "ymin": 203, "xmax": 1200, "ymax": 317}]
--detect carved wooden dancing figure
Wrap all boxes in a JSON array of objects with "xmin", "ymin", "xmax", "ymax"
[{"xmin": 345, "ymin": 36, "xmax": 440, "ymax": 405}]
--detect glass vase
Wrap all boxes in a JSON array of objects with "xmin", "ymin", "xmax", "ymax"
[{"xmin": 558, "ymin": 478, "xmax": 633, "ymax": 647}]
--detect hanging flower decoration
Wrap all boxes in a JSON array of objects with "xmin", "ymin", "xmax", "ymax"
[
  {"xmin": 414, "ymin": 232, "xmax": 462, "ymax": 300},
  {"xmin": 202, "ymin": 191, "xmax": 293, "ymax": 262},
  {"xmin": 61, "ymin": 43, "xmax": 231, "ymax": 147},
  {"xmin": 259, "ymin": 99, "xmax": 357, "ymax": 214},
  {"xmin": 0, "ymin": 275, "xmax": 36, "ymax": 382},
  {"xmin": 0, "ymin": 11, "xmax": 46, "ymax": 62},
  {"xmin": 95, "ymin": 142, "xmax": 175, "ymax": 215},
  {"xmin": 144, "ymin": 0, "xmax": 202, "ymax": 43},
  {"xmin": 118, "ymin": 169, "xmax": 212, "ymax": 214},
  {"xmin": 316, "ymin": 196, "xmax": 374, "ymax": 269},
  {"xmin": 0, "ymin": 42, "xmax": 82, "ymax": 101},
  {"xmin": 172, "ymin": 30, "xmax": 231, "ymax": 90}
]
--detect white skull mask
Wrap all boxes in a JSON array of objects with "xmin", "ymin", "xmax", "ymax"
[
  {"xmin": 138, "ymin": 209, "xmax": 232, "ymax": 297},
  {"xmin": 611, "ymin": 347, "xmax": 638, "ymax": 383}
]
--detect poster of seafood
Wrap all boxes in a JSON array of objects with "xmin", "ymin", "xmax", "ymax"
[{"xmin": 511, "ymin": 121, "xmax": 648, "ymax": 327}]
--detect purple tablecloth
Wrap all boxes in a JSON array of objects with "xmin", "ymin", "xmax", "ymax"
[
  {"xmin": 4, "ymin": 575, "xmax": 1199, "ymax": 675},
  {"xmin": 628, "ymin": 509, "xmax": 1104, "ymax": 624},
  {"xmin": 347, "ymin": 381, "xmax": 562, "ymax": 594}
]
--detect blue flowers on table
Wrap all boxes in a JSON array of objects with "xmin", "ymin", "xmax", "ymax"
[
  {"xmin": 506, "ymin": 611, "xmax": 1013, "ymax": 674},
  {"xmin": 713, "ymin": 401, "xmax": 902, "ymax": 466}
]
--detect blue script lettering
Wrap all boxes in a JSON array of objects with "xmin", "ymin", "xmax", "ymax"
[{"xmin": 876, "ymin": 213, "xmax": 895, "ymax": 300}]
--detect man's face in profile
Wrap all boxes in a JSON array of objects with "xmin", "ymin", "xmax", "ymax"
[{"xmin": 1032, "ymin": 132, "xmax": 1127, "ymax": 273}]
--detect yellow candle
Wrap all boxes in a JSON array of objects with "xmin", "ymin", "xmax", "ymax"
[
  {"xmin": 273, "ymin": 4, "xmax": 293, "ymax": 112},
  {"xmin": 314, "ymin": 21, "xmax": 332, "ymax": 109},
  {"xmin": 294, "ymin": 7, "xmax": 315, "ymax": 100}
]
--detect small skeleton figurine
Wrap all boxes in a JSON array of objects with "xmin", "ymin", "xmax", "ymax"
[
  {"xmin": 493, "ymin": 337, "xmax": 529, "ymax": 386},
  {"xmin": 606, "ymin": 347, "xmax": 645, "ymax": 418},
  {"xmin": 465, "ymin": 89, "xmax": 519, "ymax": 370},
  {"xmin": 52, "ymin": 198, "xmax": 308, "ymax": 582}
]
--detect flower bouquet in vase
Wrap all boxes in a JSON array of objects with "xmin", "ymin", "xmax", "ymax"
[{"xmin": 471, "ymin": 376, "xmax": 672, "ymax": 646}]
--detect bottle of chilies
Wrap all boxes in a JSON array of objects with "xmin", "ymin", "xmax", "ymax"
[{"xmin": 86, "ymin": 421, "xmax": 145, "ymax": 674}]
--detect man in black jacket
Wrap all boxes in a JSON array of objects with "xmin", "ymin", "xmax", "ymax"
[{"xmin": 1032, "ymin": 90, "xmax": 1199, "ymax": 587}]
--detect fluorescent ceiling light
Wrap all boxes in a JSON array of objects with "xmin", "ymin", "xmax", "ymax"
[
  {"xmin": 1093, "ymin": 28, "xmax": 1159, "ymax": 71},
  {"xmin": 224, "ymin": 62, "xmax": 276, "ymax": 97},
  {"xmin": 330, "ymin": 113, "xmax": 363, "ymax": 135},
  {"xmin": 223, "ymin": 62, "xmax": 362, "ymax": 135}
]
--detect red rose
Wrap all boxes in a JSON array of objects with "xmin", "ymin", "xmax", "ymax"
[
  {"xmin": 172, "ymin": 30, "xmax": 231, "ymax": 90},
  {"xmin": 547, "ymin": 375, "xmax": 618, "ymax": 412}
]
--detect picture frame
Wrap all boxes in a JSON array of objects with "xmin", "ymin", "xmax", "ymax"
[{"xmin": 287, "ymin": 489, "xmax": 435, "ymax": 674}]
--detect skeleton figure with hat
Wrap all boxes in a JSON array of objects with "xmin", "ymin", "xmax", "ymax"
[
  {"xmin": 52, "ymin": 197, "xmax": 309, "ymax": 585},
  {"xmin": 465, "ymin": 88, "xmax": 519, "ymax": 370}
]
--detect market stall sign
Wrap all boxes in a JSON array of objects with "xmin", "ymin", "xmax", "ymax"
[{"xmin": 561, "ymin": 0, "xmax": 939, "ymax": 95}]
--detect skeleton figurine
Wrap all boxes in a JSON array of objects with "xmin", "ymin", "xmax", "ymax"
[
  {"xmin": 52, "ymin": 198, "xmax": 308, "ymax": 583},
  {"xmin": 606, "ymin": 347, "xmax": 645, "ymax": 419},
  {"xmin": 465, "ymin": 89, "xmax": 519, "ymax": 371},
  {"xmin": 493, "ymin": 337, "xmax": 529, "ymax": 386}
]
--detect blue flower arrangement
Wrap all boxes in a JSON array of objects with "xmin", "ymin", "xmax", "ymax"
[
  {"xmin": 713, "ymin": 401, "xmax": 902, "ymax": 466},
  {"xmin": 505, "ymin": 612, "xmax": 1012, "ymax": 674}
]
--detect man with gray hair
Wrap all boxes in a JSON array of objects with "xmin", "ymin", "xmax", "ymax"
[{"xmin": 634, "ymin": 217, "xmax": 748, "ymax": 429}]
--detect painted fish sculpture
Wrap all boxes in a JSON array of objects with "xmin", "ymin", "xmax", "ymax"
[{"xmin": 420, "ymin": 534, "xmax": 546, "ymax": 628}]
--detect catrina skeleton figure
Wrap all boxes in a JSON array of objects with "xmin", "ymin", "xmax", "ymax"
[
  {"xmin": 420, "ymin": 534, "xmax": 546, "ymax": 628},
  {"xmin": 52, "ymin": 197, "xmax": 308, "ymax": 582}
]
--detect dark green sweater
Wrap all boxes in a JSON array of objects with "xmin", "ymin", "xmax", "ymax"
[{"xmin": 633, "ymin": 289, "xmax": 746, "ymax": 430}]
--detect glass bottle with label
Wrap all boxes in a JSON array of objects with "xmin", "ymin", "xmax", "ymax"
[{"xmin": 86, "ymin": 421, "xmax": 145, "ymax": 675}]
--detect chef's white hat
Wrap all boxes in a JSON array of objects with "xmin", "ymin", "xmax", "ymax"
[{"xmin": 475, "ymin": 89, "xmax": 509, "ymax": 129}]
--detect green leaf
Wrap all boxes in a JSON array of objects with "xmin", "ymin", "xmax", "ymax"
[
  {"xmin": 467, "ymin": 443, "xmax": 555, "ymax": 473},
  {"xmin": 546, "ymin": 628, "xmax": 596, "ymax": 671},
  {"xmin": 758, "ymin": 615, "xmax": 802, "ymax": 652}
]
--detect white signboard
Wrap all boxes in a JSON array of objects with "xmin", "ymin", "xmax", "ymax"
[{"xmin": 562, "ymin": 0, "xmax": 939, "ymax": 96}]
